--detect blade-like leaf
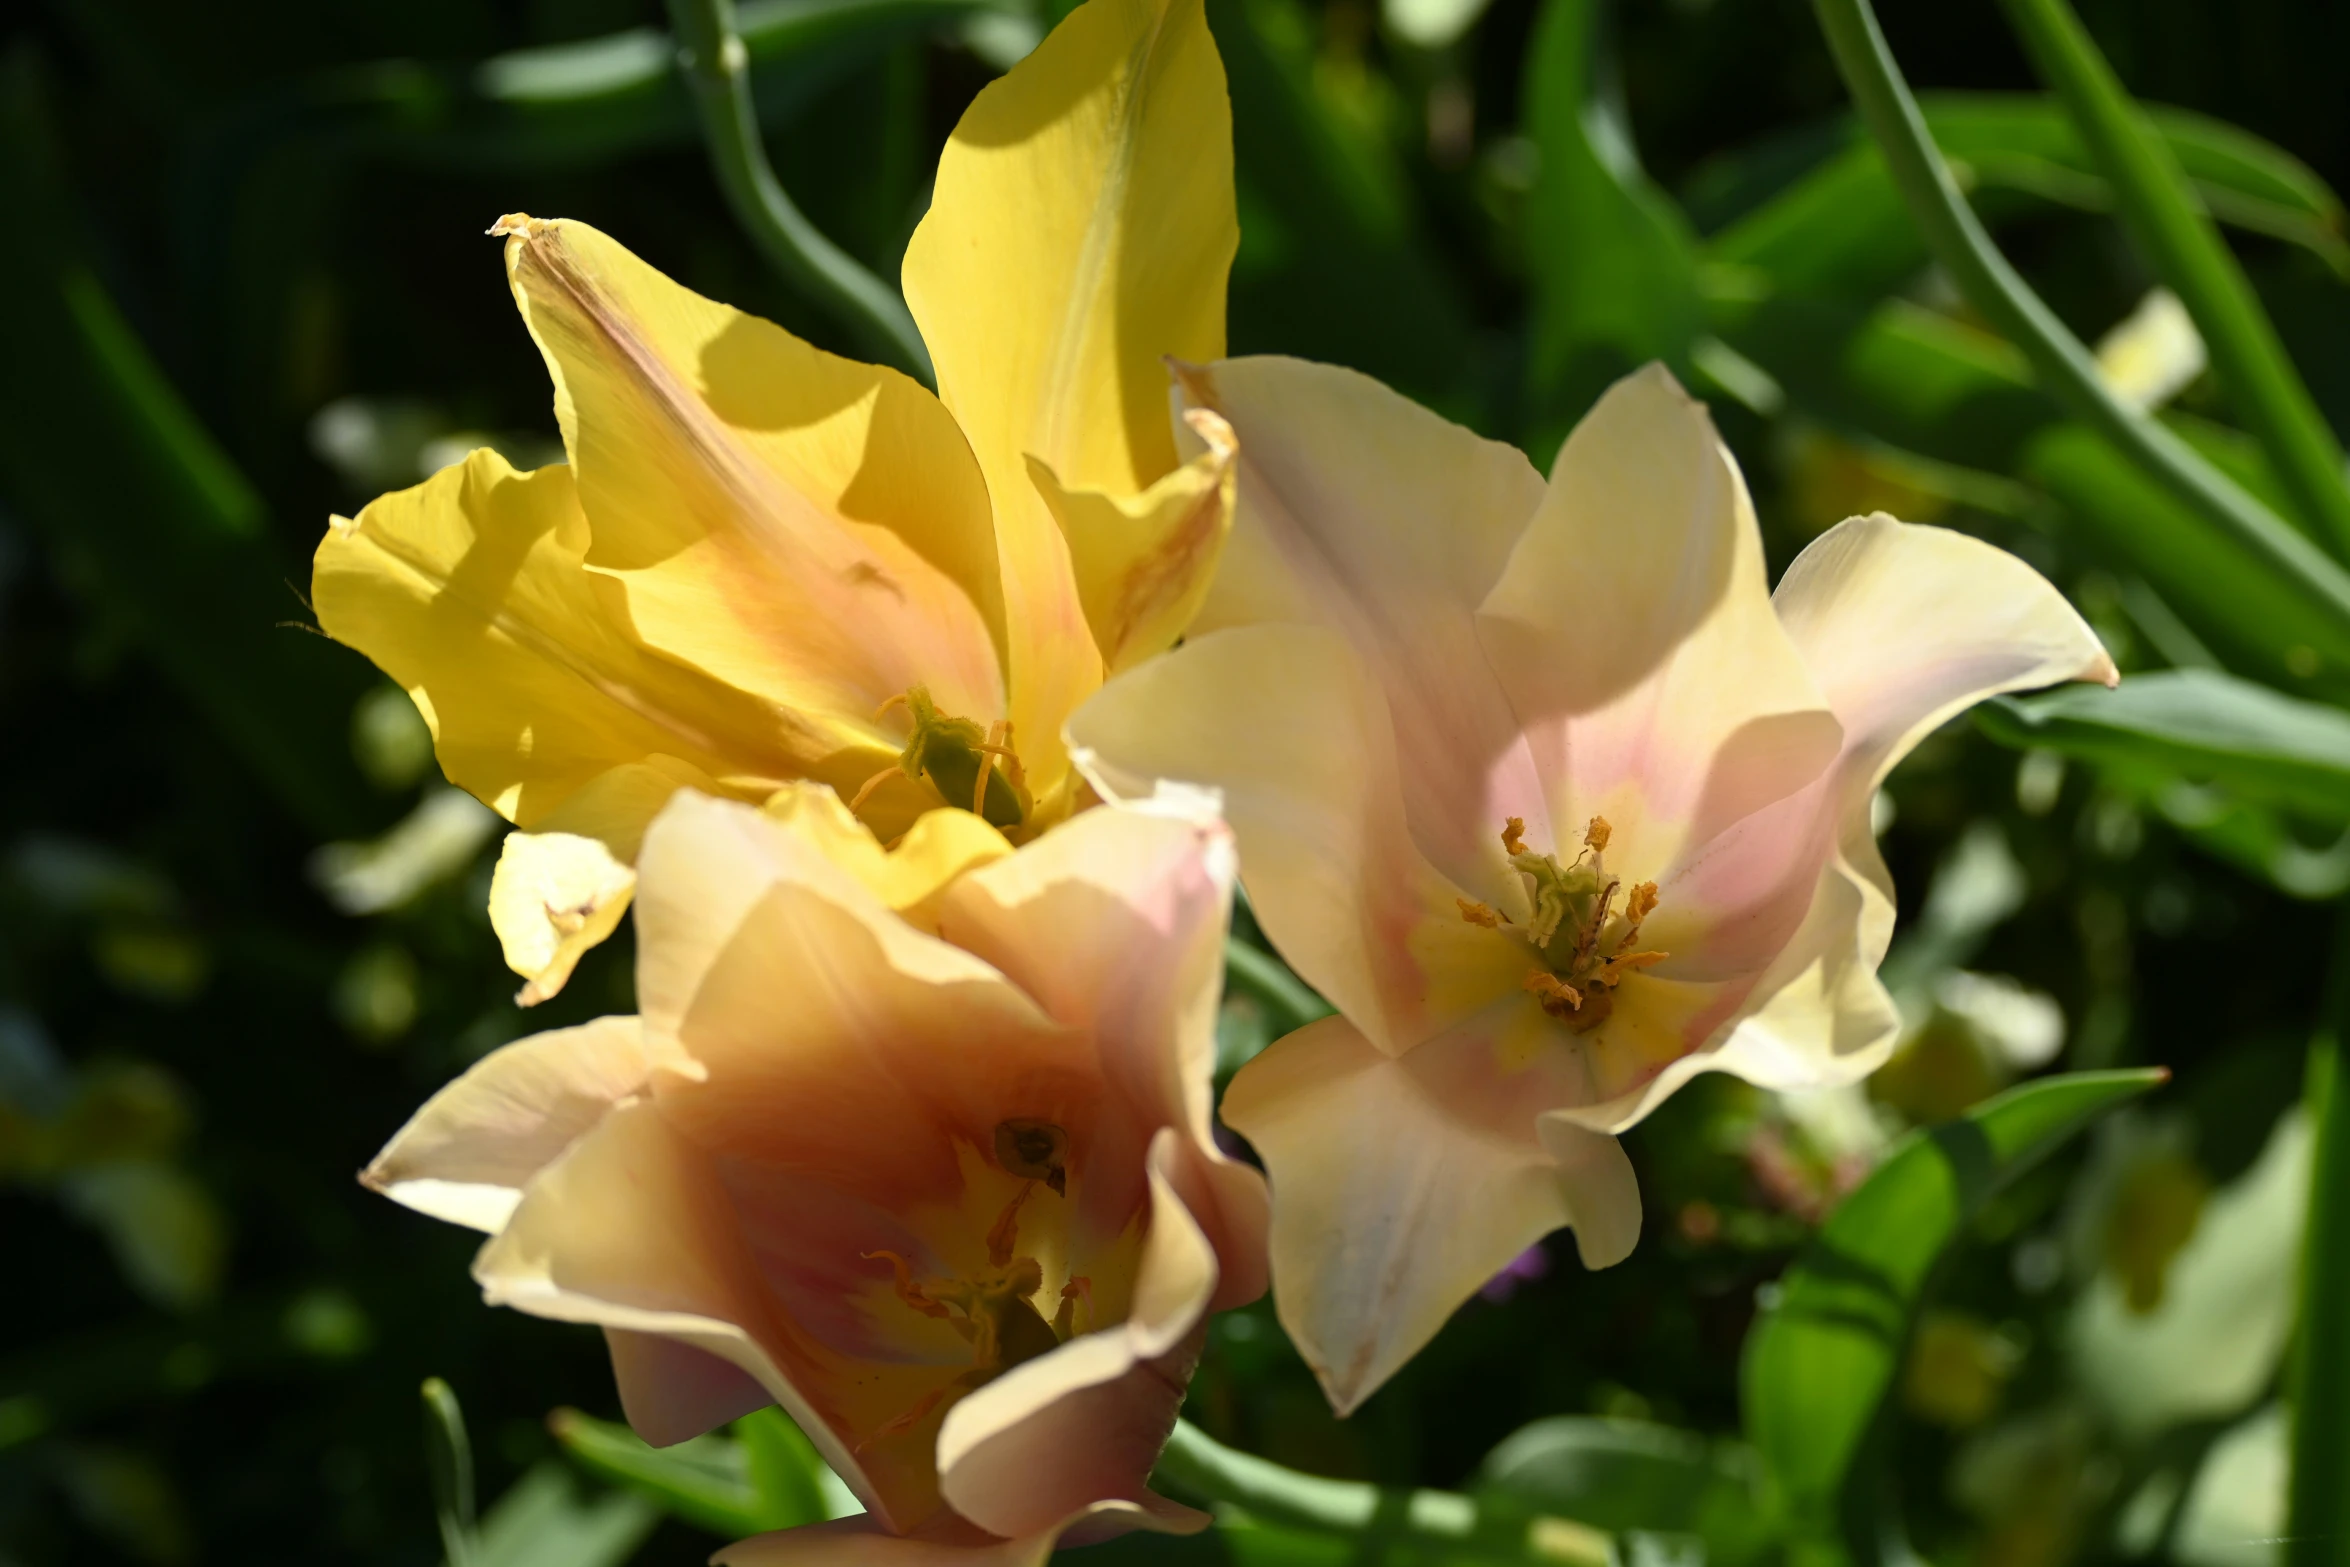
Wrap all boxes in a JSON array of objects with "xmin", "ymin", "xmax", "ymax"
[
  {"xmin": 1520, "ymin": 0, "xmax": 1700, "ymax": 446},
  {"xmin": 1704, "ymin": 280, "xmax": 2350, "ymax": 689},
  {"xmin": 1707, "ymin": 93, "xmax": 2350, "ymax": 299},
  {"xmin": 1977, "ymin": 669, "xmax": 2350, "ymax": 823},
  {"xmin": 0, "ymin": 60, "xmax": 375, "ymax": 838},
  {"xmin": 1474, "ymin": 1418, "xmax": 1776, "ymax": 1564},
  {"xmin": 421, "ymin": 1378, "xmax": 476, "ymax": 1567},
  {"xmin": 1999, "ymin": 0, "xmax": 2350, "ymax": 558},
  {"xmin": 1742, "ymin": 1070, "xmax": 2164, "ymax": 1555},
  {"xmin": 472, "ymin": 1465, "xmax": 659, "ymax": 1567},
  {"xmin": 550, "ymin": 1408, "xmax": 775, "ymax": 1538},
  {"xmin": 1211, "ymin": 0, "xmax": 1477, "ymax": 413}
]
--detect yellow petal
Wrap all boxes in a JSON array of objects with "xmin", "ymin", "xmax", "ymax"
[
  {"xmin": 902, "ymin": 0, "xmax": 1236, "ymax": 796},
  {"xmin": 313, "ymin": 450, "xmax": 788, "ymax": 825},
  {"xmin": 759, "ymin": 782, "xmax": 1013, "ymax": 933},
  {"xmin": 495, "ymin": 216, "xmax": 1006, "ymax": 816},
  {"xmin": 1477, "ymin": 364, "xmax": 1838, "ymax": 871},
  {"xmin": 360, "ymin": 1016, "xmax": 651, "ymax": 1232},
  {"xmin": 1221, "ymin": 1012, "xmax": 1638, "ymax": 1415},
  {"xmin": 1030, "ymin": 408, "xmax": 1238, "ymax": 676},
  {"xmin": 1174, "ymin": 357, "xmax": 1551, "ymax": 895},
  {"xmin": 1070, "ymin": 623, "xmax": 1527, "ymax": 1056},
  {"xmin": 489, "ymin": 831, "xmax": 637, "ymax": 1006}
]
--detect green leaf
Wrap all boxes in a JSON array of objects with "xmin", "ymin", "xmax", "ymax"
[
  {"xmin": 0, "ymin": 59, "xmax": 375, "ymax": 838},
  {"xmin": 1707, "ymin": 93, "xmax": 2350, "ymax": 300},
  {"xmin": 472, "ymin": 1465, "xmax": 660, "ymax": 1567},
  {"xmin": 2291, "ymin": 972, "xmax": 2350, "ymax": 1567},
  {"xmin": 1999, "ymin": 0, "xmax": 2350, "ymax": 558},
  {"xmin": 1741, "ymin": 1070, "xmax": 2163, "ymax": 1555},
  {"xmin": 551, "ymin": 1405, "xmax": 832, "ymax": 1538},
  {"xmin": 1474, "ymin": 1417, "xmax": 1777, "ymax": 1564},
  {"xmin": 288, "ymin": 0, "xmax": 995, "ymax": 174},
  {"xmin": 1976, "ymin": 669, "xmax": 2350, "ymax": 823},
  {"xmin": 1519, "ymin": 0, "xmax": 1700, "ymax": 446},
  {"xmin": 421, "ymin": 1378, "xmax": 477, "ymax": 1567},
  {"xmin": 1211, "ymin": 0, "xmax": 1479, "ymax": 415},
  {"xmin": 1702, "ymin": 280, "xmax": 2350, "ymax": 689}
]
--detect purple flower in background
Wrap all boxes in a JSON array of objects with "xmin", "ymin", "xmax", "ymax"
[{"xmin": 1480, "ymin": 1243, "xmax": 1553, "ymax": 1303}]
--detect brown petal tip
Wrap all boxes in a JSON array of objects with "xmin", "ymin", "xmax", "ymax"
[{"xmin": 487, "ymin": 212, "xmax": 547, "ymax": 240}]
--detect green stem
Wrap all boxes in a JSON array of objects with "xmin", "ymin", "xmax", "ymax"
[
  {"xmin": 2290, "ymin": 908, "xmax": 2350, "ymax": 1567},
  {"xmin": 1997, "ymin": 0, "xmax": 2350, "ymax": 561},
  {"xmin": 664, "ymin": 0, "xmax": 932, "ymax": 381},
  {"xmin": 1153, "ymin": 1420, "xmax": 1612, "ymax": 1567},
  {"xmin": 1223, "ymin": 938, "xmax": 1334, "ymax": 1038},
  {"xmin": 1807, "ymin": 0, "xmax": 2350, "ymax": 652}
]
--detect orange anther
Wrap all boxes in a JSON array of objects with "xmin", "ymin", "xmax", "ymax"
[
  {"xmin": 1583, "ymin": 816, "xmax": 1612, "ymax": 854},
  {"xmin": 1457, "ymin": 898, "xmax": 1502, "ymax": 929},
  {"xmin": 1501, "ymin": 817, "xmax": 1528, "ymax": 856}
]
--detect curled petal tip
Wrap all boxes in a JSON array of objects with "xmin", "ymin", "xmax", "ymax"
[
  {"xmin": 1180, "ymin": 407, "xmax": 1237, "ymax": 460},
  {"xmin": 487, "ymin": 212, "xmax": 547, "ymax": 240},
  {"xmin": 1165, "ymin": 357, "xmax": 1220, "ymax": 412}
]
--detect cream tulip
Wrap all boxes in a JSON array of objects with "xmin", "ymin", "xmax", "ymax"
[{"xmin": 1069, "ymin": 359, "xmax": 2114, "ymax": 1412}]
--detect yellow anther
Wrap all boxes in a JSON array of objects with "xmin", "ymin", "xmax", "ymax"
[
  {"xmin": 1457, "ymin": 898, "xmax": 1503, "ymax": 929},
  {"xmin": 1524, "ymin": 970, "xmax": 1584, "ymax": 1017},
  {"xmin": 1597, "ymin": 949, "xmax": 1669, "ymax": 986},
  {"xmin": 1623, "ymin": 880, "xmax": 1659, "ymax": 928},
  {"xmin": 1501, "ymin": 817, "xmax": 1528, "ymax": 856},
  {"xmin": 1583, "ymin": 816, "xmax": 1612, "ymax": 854}
]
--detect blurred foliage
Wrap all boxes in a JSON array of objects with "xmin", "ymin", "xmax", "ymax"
[{"xmin": 4, "ymin": 0, "xmax": 2348, "ymax": 1561}]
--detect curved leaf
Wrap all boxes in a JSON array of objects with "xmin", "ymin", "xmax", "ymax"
[
  {"xmin": 1709, "ymin": 93, "xmax": 2350, "ymax": 299},
  {"xmin": 1977, "ymin": 669, "xmax": 2350, "ymax": 824},
  {"xmin": 1741, "ymin": 1069, "xmax": 2164, "ymax": 1552}
]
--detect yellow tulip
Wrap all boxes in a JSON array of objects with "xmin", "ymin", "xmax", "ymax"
[
  {"xmin": 364, "ymin": 785, "xmax": 1269, "ymax": 1566},
  {"xmin": 312, "ymin": 0, "xmax": 1239, "ymax": 1003},
  {"xmin": 1069, "ymin": 359, "xmax": 2114, "ymax": 1412}
]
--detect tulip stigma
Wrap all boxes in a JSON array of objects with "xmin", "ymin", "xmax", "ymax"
[
  {"xmin": 1466, "ymin": 816, "xmax": 1667, "ymax": 1032},
  {"xmin": 853, "ymin": 686, "xmax": 1033, "ymax": 833}
]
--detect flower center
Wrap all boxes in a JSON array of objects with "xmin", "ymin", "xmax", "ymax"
[
  {"xmin": 1458, "ymin": 816, "xmax": 1667, "ymax": 1033},
  {"xmin": 850, "ymin": 685, "xmax": 1029, "ymax": 831},
  {"xmin": 855, "ymin": 1120, "xmax": 1091, "ymax": 1449}
]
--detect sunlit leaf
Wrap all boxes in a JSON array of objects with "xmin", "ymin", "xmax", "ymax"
[
  {"xmin": 1742, "ymin": 1070, "xmax": 2163, "ymax": 1552},
  {"xmin": 1977, "ymin": 669, "xmax": 2350, "ymax": 823},
  {"xmin": 1519, "ymin": 0, "xmax": 1699, "ymax": 445}
]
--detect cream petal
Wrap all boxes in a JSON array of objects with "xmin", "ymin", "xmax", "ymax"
[
  {"xmin": 1547, "ymin": 846, "xmax": 1901, "ymax": 1134},
  {"xmin": 489, "ymin": 831, "xmax": 639, "ymax": 1006},
  {"xmin": 359, "ymin": 1016, "xmax": 650, "ymax": 1232},
  {"xmin": 1176, "ymin": 357, "xmax": 1550, "ymax": 895},
  {"xmin": 605, "ymin": 1327, "xmax": 774, "ymax": 1448},
  {"xmin": 470, "ymin": 1096, "xmax": 904, "ymax": 1524},
  {"xmin": 1569, "ymin": 515, "xmax": 2112, "ymax": 1125},
  {"xmin": 936, "ymin": 1133, "xmax": 1217, "ymax": 1539},
  {"xmin": 628, "ymin": 790, "xmax": 1020, "ymax": 1048},
  {"xmin": 1773, "ymin": 512, "xmax": 2117, "ymax": 815},
  {"xmin": 1070, "ymin": 624, "xmax": 1526, "ymax": 1056},
  {"xmin": 1220, "ymin": 1012, "xmax": 1639, "ymax": 1415},
  {"xmin": 1477, "ymin": 364, "xmax": 1837, "ymax": 872}
]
